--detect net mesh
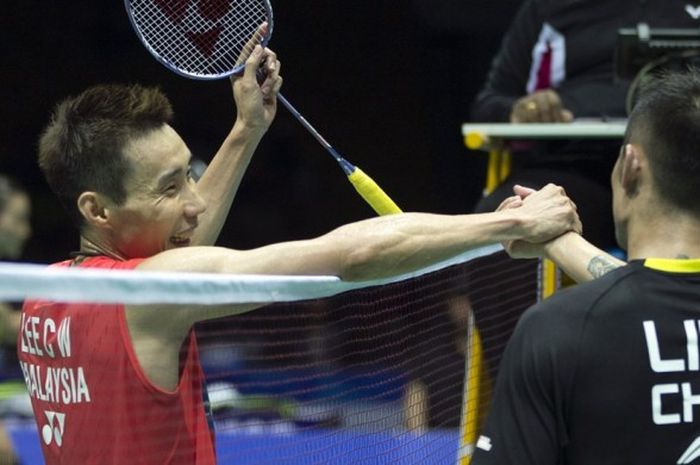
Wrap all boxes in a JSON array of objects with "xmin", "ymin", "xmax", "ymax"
[
  {"xmin": 127, "ymin": 0, "xmax": 271, "ymax": 78},
  {"xmin": 2, "ymin": 247, "xmax": 541, "ymax": 464}
]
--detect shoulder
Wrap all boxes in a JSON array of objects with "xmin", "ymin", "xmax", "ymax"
[
  {"xmin": 81, "ymin": 256, "xmax": 145, "ymax": 270},
  {"xmin": 513, "ymin": 264, "xmax": 639, "ymax": 348}
]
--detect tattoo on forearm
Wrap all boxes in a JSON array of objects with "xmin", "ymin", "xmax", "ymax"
[{"xmin": 587, "ymin": 255, "xmax": 621, "ymax": 278}]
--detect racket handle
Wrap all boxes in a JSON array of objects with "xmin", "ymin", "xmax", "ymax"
[{"xmin": 347, "ymin": 168, "xmax": 402, "ymax": 216}]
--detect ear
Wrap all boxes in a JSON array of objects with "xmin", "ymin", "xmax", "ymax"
[
  {"xmin": 77, "ymin": 192, "xmax": 111, "ymax": 228},
  {"xmin": 620, "ymin": 144, "xmax": 644, "ymax": 196}
]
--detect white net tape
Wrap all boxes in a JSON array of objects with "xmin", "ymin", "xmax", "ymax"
[
  {"xmin": 0, "ymin": 245, "xmax": 502, "ymax": 304},
  {"xmin": 3, "ymin": 243, "xmax": 540, "ymax": 465}
]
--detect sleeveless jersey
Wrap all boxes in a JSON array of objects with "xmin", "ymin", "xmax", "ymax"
[{"xmin": 17, "ymin": 256, "xmax": 216, "ymax": 464}]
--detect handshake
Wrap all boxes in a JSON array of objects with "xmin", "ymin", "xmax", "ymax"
[
  {"xmin": 498, "ymin": 183, "xmax": 583, "ymax": 260},
  {"xmin": 494, "ymin": 183, "xmax": 623, "ymax": 282}
]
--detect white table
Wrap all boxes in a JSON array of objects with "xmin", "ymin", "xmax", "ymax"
[{"xmin": 461, "ymin": 121, "xmax": 628, "ymax": 194}]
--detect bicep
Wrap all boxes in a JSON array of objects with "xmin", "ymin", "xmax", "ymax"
[
  {"xmin": 130, "ymin": 241, "xmax": 343, "ymax": 328},
  {"xmin": 136, "ymin": 239, "xmax": 344, "ymax": 277}
]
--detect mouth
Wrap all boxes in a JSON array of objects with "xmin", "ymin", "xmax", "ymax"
[{"xmin": 169, "ymin": 234, "xmax": 192, "ymax": 247}]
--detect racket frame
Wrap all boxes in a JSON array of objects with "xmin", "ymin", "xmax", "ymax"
[{"xmin": 124, "ymin": 0, "xmax": 274, "ymax": 80}]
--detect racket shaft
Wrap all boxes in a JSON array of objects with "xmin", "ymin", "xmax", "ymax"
[
  {"xmin": 277, "ymin": 94, "xmax": 344, "ymax": 161},
  {"xmin": 348, "ymin": 168, "xmax": 402, "ymax": 216},
  {"xmin": 276, "ymin": 94, "xmax": 401, "ymax": 215}
]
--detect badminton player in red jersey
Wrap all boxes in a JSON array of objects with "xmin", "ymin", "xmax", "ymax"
[{"xmin": 19, "ymin": 44, "xmax": 580, "ymax": 464}]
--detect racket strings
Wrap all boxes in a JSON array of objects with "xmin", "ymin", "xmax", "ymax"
[{"xmin": 128, "ymin": 0, "xmax": 270, "ymax": 78}]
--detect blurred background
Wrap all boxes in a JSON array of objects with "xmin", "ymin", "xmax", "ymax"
[{"xmin": 1, "ymin": 0, "xmax": 522, "ymax": 263}]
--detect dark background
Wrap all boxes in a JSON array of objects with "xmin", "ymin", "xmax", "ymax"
[{"xmin": 1, "ymin": 0, "xmax": 522, "ymax": 263}]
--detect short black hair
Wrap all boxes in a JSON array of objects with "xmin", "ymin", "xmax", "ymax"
[
  {"xmin": 38, "ymin": 84, "xmax": 174, "ymax": 227},
  {"xmin": 625, "ymin": 67, "xmax": 700, "ymax": 217}
]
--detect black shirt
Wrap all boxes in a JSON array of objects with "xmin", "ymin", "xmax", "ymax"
[
  {"xmin": 472, "ymin": 259, "xmax": 700, "ymax": 465},
  {"xmin": 471, "ymin": 0, "xmax": 700, "ymax": 122}
]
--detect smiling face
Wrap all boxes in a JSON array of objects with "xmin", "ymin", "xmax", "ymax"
[{"xmin": 105, "ymin": 124, "xmax": 206, "ymax": 259}]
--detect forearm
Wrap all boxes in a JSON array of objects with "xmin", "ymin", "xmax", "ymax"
[
  {"xmin": 328, "ymin": 211, "xmax": 527, "ymax": 281},
  {"xmin": 191, "ymin": 122, "xmax": 266, "ymax": 246},
  {"xmin": 231, "ymin": 212, "xmax": 521, "ymax": 281},
  {"xmin": 337, "ymin": 183, "xmax": 580, "ymax": 280},
  {"xmin": 544, "ymin": 232, "xmax": 625, "ymax": 283}
]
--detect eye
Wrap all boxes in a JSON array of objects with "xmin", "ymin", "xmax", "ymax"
[{"xmin": 164, "ymin": 183, "xmax": 179, "ymax": 196}]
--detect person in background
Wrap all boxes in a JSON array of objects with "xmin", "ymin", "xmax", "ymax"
[
  {"xmin": 0, "ymin": 174, "xmax": 32, "ymax": 465},
  {"xmin": 0, "ymin": 175, "xmax": 31, "ymax": 262},
  {"xmin": 404, "ymin": 291, "xmax": 475, "ymax": 431},
  {"xmin": 0, "ymin": 175, "xmax": 31, "ymax": 344},
  {"xmin": 470, "ymin": 0, "xmax": 700, "ymax": 251}
]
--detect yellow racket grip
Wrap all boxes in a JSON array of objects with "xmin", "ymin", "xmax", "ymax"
[{"xmin": 347, "ymin": 167, "xmax": 402, "ymax": 216}]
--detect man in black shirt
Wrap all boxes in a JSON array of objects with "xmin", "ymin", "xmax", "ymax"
[
  {"xmin": 470, "ymin": 0, "xmax": 700, "ymax": 250},
  {"xmin": 471, "ymin": 68, "xmax": 700, "ymax": 464}
]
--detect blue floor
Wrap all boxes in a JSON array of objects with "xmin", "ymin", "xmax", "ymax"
[{"xmin": 8, "ymin": 421, "xmax": 460, "ymax": 465}]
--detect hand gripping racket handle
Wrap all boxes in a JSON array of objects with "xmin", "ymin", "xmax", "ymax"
[{"xmin": 276, "ymin": 93, "xmax": 402, "ymax": 216}]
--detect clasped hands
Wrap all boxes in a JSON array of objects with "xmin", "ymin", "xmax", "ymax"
[{"xmin": 500, "ymin": 184, "xmax": 582, "ymax": 259}]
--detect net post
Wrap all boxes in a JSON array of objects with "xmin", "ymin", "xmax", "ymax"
[
  {"xmin": 457, "ymin": 311, "xmax": 483, "ymax": 465},
  {"xmin": 538, "ymin": 258, "xmax": 560, "ymax": 300},
  {"xmin": 482, "ymin": 141, "xmax": 511, "ymax": 196}
]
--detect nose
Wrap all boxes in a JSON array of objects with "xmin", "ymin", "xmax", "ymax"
[{"xmin": 184, "ymin": 184, "xmax": 207, "ymax": 218}]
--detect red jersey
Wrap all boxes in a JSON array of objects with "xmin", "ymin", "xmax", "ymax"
[{"xmin": 17, "ymin": 256, "xmax": 216, "ymax": 464}]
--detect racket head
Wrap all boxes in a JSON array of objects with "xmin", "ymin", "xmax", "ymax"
[{"xmin": 125, "ymin": 0, "xmax": 274, "ymax": 80}]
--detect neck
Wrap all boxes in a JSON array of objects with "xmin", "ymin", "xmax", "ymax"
[
  {"xmin": 78, "ymin": 235, "xmax": 127, "ymax": 261},
  {"xmin": 626, "ymin": 211, "xmax": 700, "ymax": 260}
]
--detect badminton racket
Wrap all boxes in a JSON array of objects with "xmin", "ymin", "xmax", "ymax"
[{"xmin": 125, "ymin": 0, "xmax": 401, "ymax": 216}]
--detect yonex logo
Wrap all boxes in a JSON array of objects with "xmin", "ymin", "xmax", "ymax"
[
  {"xmin": 152, "ymin": 0, "xmax": 232, "ymax": 57},
  {"xmin": 476, "ymin": 435, "xmax": 492, "ymax": 452},
  {"xmin": 679, "ymin": 436, "xmax": 700, "ymax": 464},
  {"xmin": 686, "ymin": 4, "xmax": 700, "ymax": 20},
  {"xmin": 41, "ymin": 410, "xmax": 66, "ymax": 447}
]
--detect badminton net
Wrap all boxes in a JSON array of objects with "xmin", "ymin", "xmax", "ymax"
[{"xmin": 0, "ymin": 244, "xmax": 544, "ymax": 465}]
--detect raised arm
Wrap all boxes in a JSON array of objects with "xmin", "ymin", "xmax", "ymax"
[{"xmin": 191, "ymin": 43, "xmax": 283, "ymax": 246}]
